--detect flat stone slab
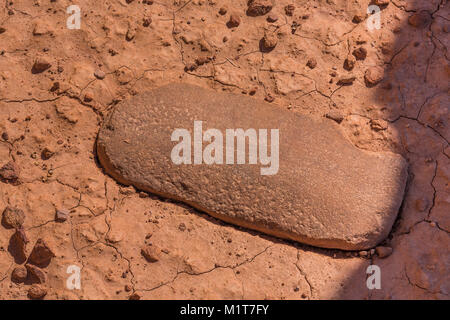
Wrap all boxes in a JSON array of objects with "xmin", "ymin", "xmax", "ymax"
[{"xmin": 97, "ymin": 83, "xmax": 408, "ymax": 250}]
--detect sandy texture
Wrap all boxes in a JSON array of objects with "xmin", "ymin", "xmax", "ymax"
[{"xmin": 0, "ymin": 0, "xmax": 448, "ymax": 299}]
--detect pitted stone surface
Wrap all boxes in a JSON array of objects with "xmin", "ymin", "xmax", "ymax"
[{"xmin": 97, "ymin": 83, "xmax": 408, "ymax": 250}]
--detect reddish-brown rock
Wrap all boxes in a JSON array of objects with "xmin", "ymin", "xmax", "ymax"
[
  {"xmin": 376, "ymin": 246, "xmax": 393, "ymax": 258},
  {"xmin": 26, "ymin": 264, "xmax": 47, "ymax": 284},
  {"xmin": 141, "ymin": 245, "xmax": 161, "ymax": 263},
  {"xmin": 260, "ymin": 32, "xmax": 278, "ymax": 52},
  {"xmin": 28, "ymin": 239, "xmax": 55, "ymax": 267},
  {"xmin": 352, "ymin": 47, "xmax": 367, "ymax": 60},
  {"xmin": 28, "ymin": 284, "xmax": 47, "ymax": 300},
  {"xmin": 408, "ymin": 11, "xmax": 432, "ymax": 28},
  {"xmin": 11, "ymin": 266, "xmax": 27, "ymax": 283},
  {"xmin": 97, "ymin": 83, "xmax": 408, "ymax": 250},
  {"xmin": 9, "ymin": 227, "xmax": 29, "ymax": 264},
  {"xmin": 364, "ymin": 66, "xmax": 384, "ymax": 87},
  {"xmin": 227, "ymin": 13, "xmax": 241, "ymax": 28},
  {"xmin": 0, "ymin": 161, "xmax": 20, "ymax": 184},
  {"xmin": 31, "ymin": 58, "xmax": 51, "ymax": 74},
  {"xmin": 247, "ymin": 0, "xmax": 273, "ymax": 17},
  {"xmin": 343, "ymin": 55, "xmax": 356, "ymax": 71}
]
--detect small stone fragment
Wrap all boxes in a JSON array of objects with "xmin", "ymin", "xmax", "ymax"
[
  {"xmin": 26, "ymin": 264, "xmax": 47, "ymax": 284},
  {"xmin": 32, "ymin": 58, "xmax": 51, "ymax": 74},
  {"xmin": 198, "ymin": 39, "xmax": 211, "ymax": 52},
  {"xmin": 184, "ymin": 62, "xmax": 197, "ymax": 72},
  {"xmin": 11, "ymin": 266, "xmax": 27, "ymax": 283},
  {"xmin": 94, "ymin": 69, "xmax": 106, "ymax": 80},
  {"xmin": 219, "ymin": 7, "xmax": 227, "ymax": 15},
  {"xmin": 227, "ymin": 13, "xmax": 241, "ymax": 28},
  {"xmin": 83, "ymin": 92, "xmax": 94, "ymax": 103},
  {"xmin": 41, "ymin": 147, "xmax": 54, "ymax": 160},
  {"xmin": 373, "ymin": 0, "xmax": 389, "ymax": 6},
  {"xmin": 55, "ymin": 209, "xmax": 69, "ymax": 222},
  {"xmin": 143, "ymin": 16, "xmax": 152, "ymax": 27},
  {"xmin": 1, "ymin": 132, "xmax": 8, "ymax": 141},
  {"xmin": 0, "ymin": 161, "xmax": 20, "ymax": 183},
  {"xmin": 352, "ymin": 47, "xmax": 367, "ymax": 60},
  {"xmin": 260, "ymin": 32, "xmax": 277, "ymax": 52},
  {"xmin": 408, "ymin": 11, "xmax": 432, "ymax": 28},
  {"xmin": 326, "ymin": 110, "xmax": 344, "ymax": 124},
  {"xmin": 10, "ymin": 228, "xmax": 29, "ymax": 263},
  {"xmin": 284, "ymin": 4, "xmax": 295, "ymax": 16},
  {"xmin": 28, "ymin": 239, "xmax": 55, "ymax": 267},
  {"xmin": 50, "ymin": 82, "xmax": 60, "ymax": 92},
  {"xmin": 2, "ymin": 206, "xmax": 25, "ymax": 229},
  {"xmin": 337, "ymin": 76, "xmax": 356, "ymax": 86},
  {"xmin": 415, "ymin": 198, "xmax": 429, "ymax": 212},
  {"xmin": 141, "ymin": 245, "xmax": 160, "ymax": 263},
  {"xmin": 195, "ymin": 56, "xmax": 210, "ymax": 66},
  {"xmin": 343, "ymin": 55, "xmax": 356, "ymax": 71},
  {"xmin": 126, "ymin": 26, "xmax": 136, "ymax": 41},
  {"xmin": 306, "ymin": 58, "xmax": 317, "ymax": 69},
  {"xmin": 364, "ymin": 66, "xmax": 384, "ymax": 87},
  {"xmin": 129, "ymin": 292, "xmax": 141, "ymax": 300},
  {"xmin": 247, "ymin": 0, "xmax": 273, "ymax": 17},
  {"xmin": 138, "ymin": 192, "xmax": 148, "ymax": 198},
  {"xmin": 352, "ymin": 15, "xmax": 364, "ymax": 23},
  {"xmin": 370, "ymin": 119, "xmax": 388, "ymax": 131},
  {"xmin": 375, "ymin": 246, "xmax": 393, "ymax": 258},
  {"xmin": 32, "ymin": 20, "xmax": 52, "ymax": 36},
  {"xmin": 264, "ymin": 93, "xmax": 275, "ymax": 103},
  {"xmin": 267, "ymin": 14, "xmax": 278, "ymax": 22},
  {"xmin": 0, "ymin": 27, "xmax": 5, "ymax": 34},
  {"xmin": 28, "ymin": 285, "xmax": 47, "ymax": 300},
  {"xmin": 97, "ymin": 83, "xmax": 408, "ymax": 250}
]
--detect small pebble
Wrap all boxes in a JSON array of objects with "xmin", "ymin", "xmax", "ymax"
[
  {"xmin": 94, "ymin": 70, "xmax": 106, "ymax": 80},
  {"xmin": 352, "ymin": 47, "xmax": 367, "ymax": 60},
  {"xmin": 2, "ymin": 206, "xmax": 25, "ymax": 229},
  {"xmin": 32, "ymin": 58, "xmax": 51, "ymax": 74},
  {"xmin": 28, "ymin": 285, "xmax": 47, "ymax": 300},
  {"xmin": 364, "ymin": 66, "xmax": 384, "ymax": 87},
  {"xmin": 375, "ymin": 246, "xmax": 393, "ymax": 258},
  {"xmin": 284, "ymin": 4, "xmax": 295, "ymax": 16},
  {"xmin": 267, "ymin": 14, "xmax": 278, "ymax": 23}
]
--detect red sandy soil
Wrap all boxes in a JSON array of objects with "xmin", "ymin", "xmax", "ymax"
[{"xmin": 0, "ymin": 0, "xmax": 448, "ymax": 299}]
